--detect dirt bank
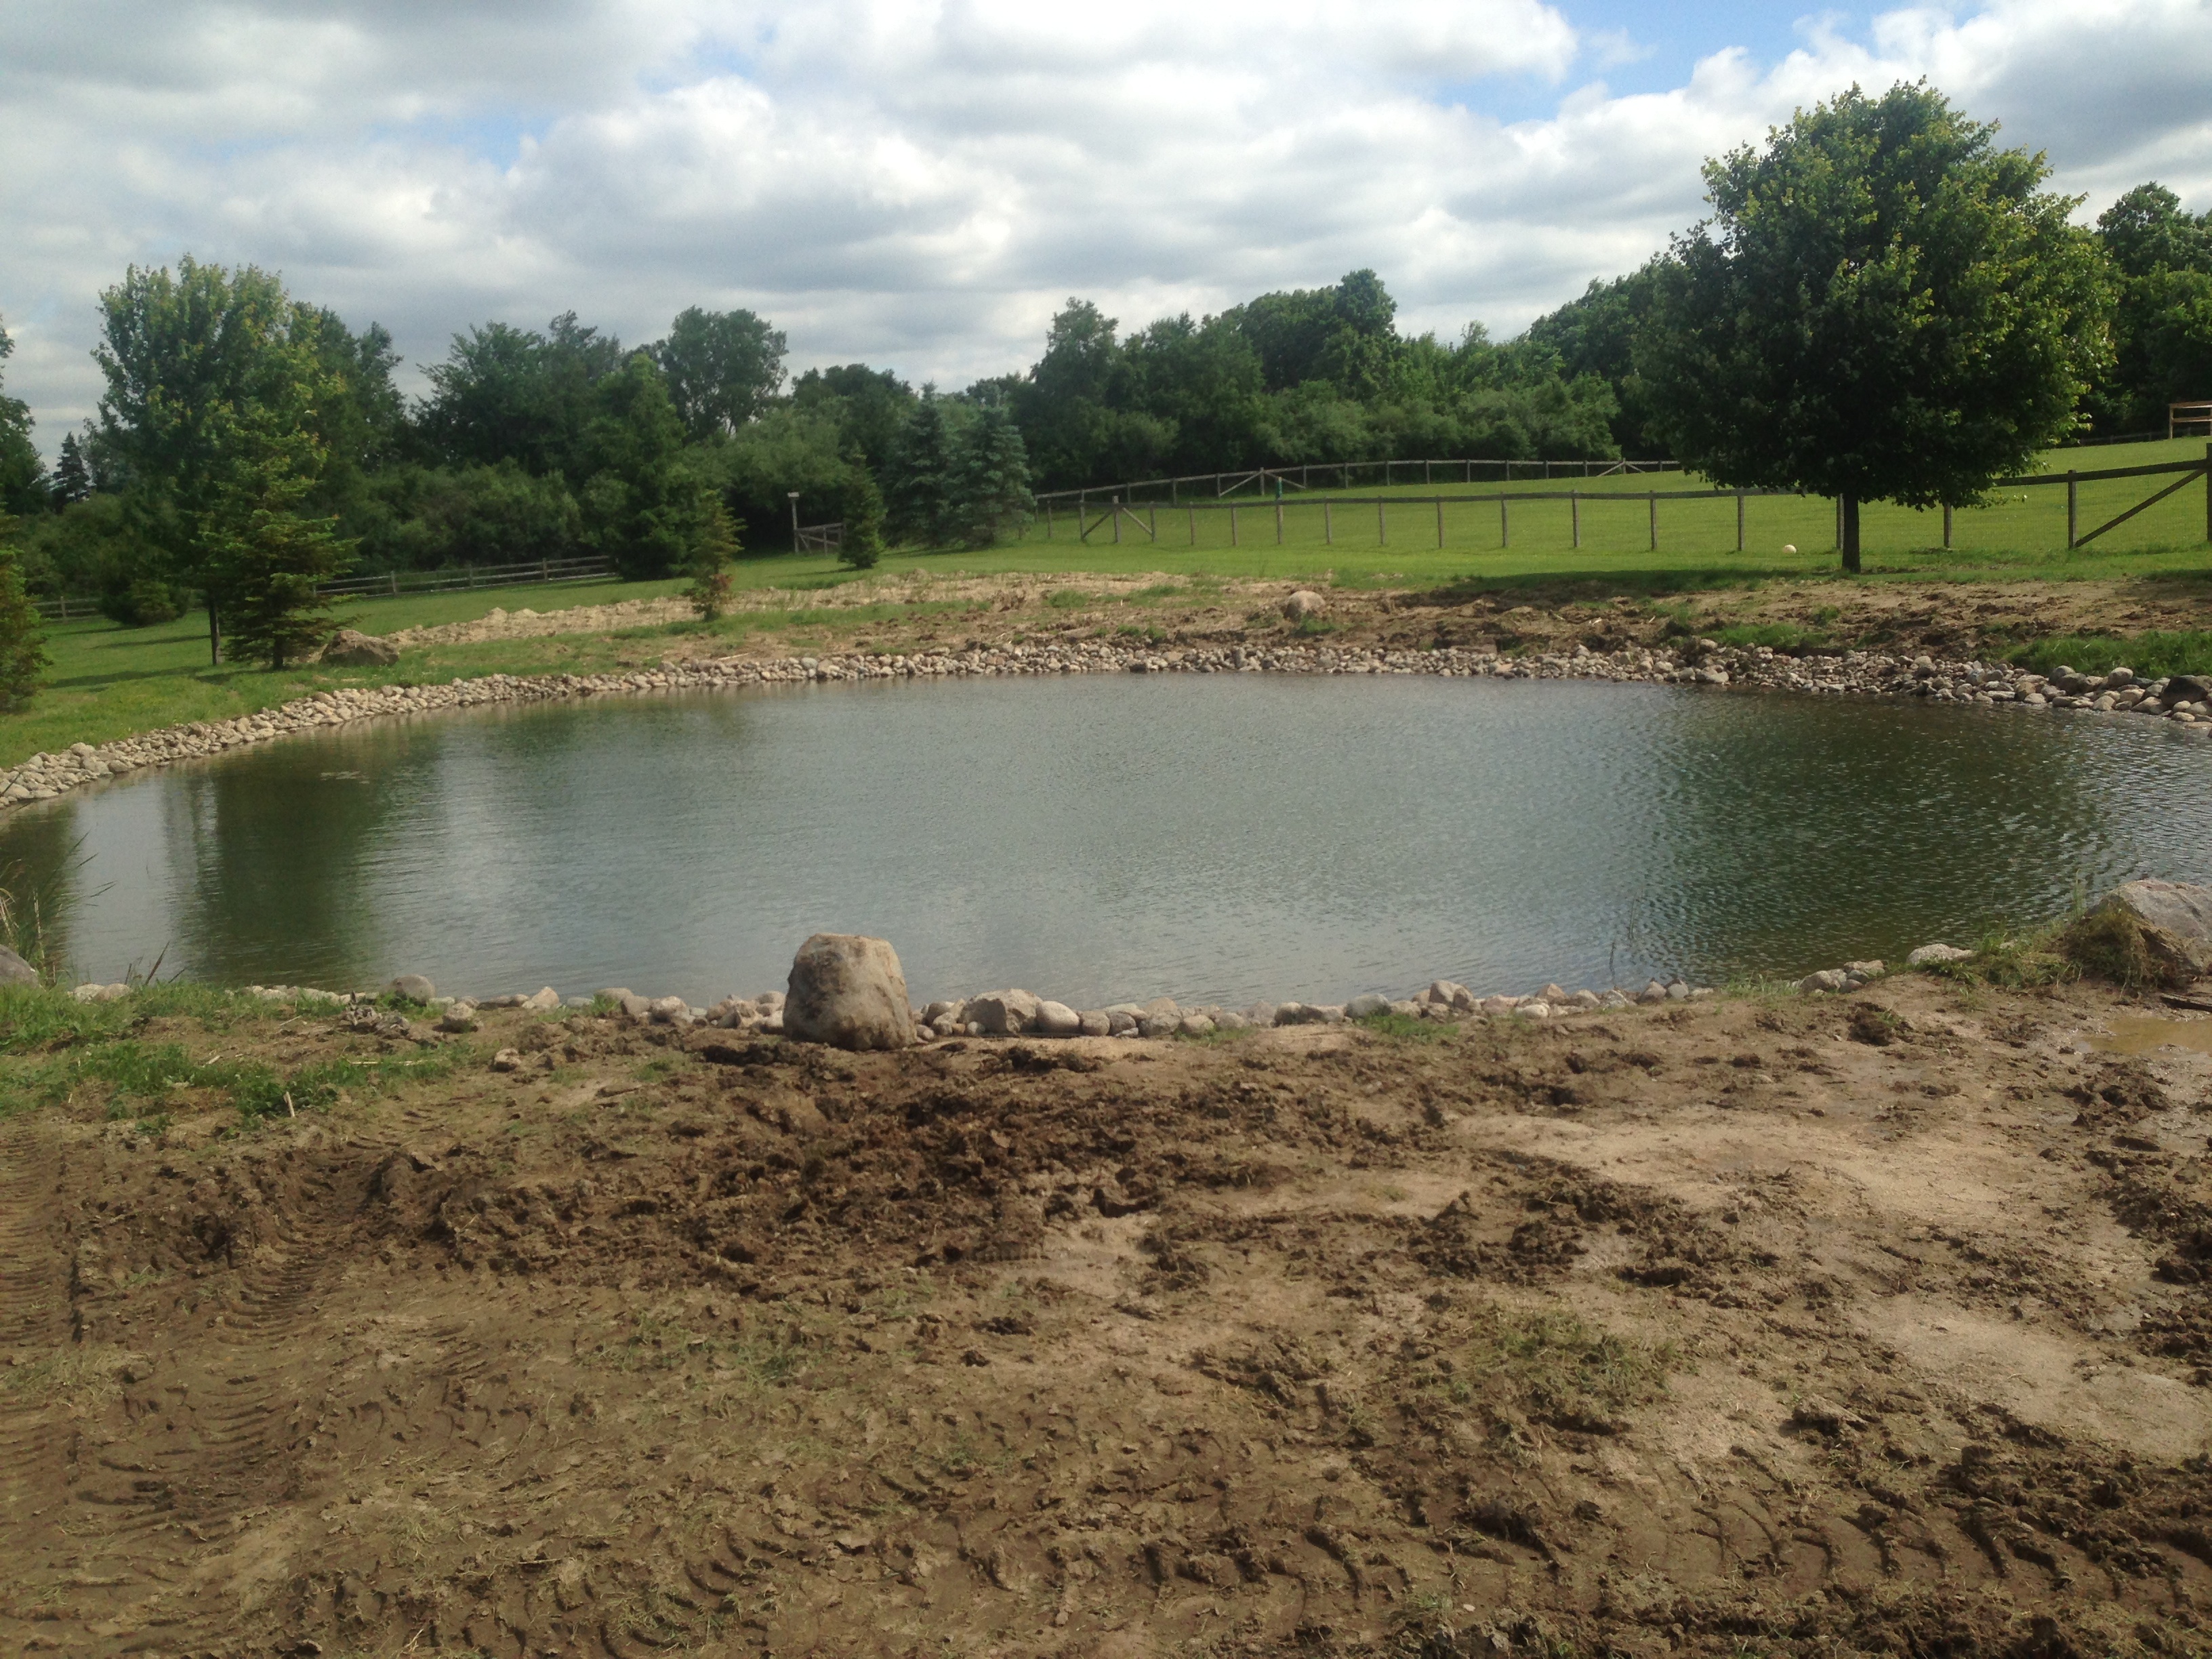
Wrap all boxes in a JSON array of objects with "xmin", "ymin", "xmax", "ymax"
[{"xmin": 3, "ymin": 969, "xmax": 2209, "ymax": 1656}]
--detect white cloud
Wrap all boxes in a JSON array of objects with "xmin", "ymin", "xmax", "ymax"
[{"xmin": 1, "ymin": 0, "xmax": 2209, "ymax": 452}]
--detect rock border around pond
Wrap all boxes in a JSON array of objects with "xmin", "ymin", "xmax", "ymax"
[{"xmin": 4, "ymin": 638, "xmax": 2207, "ymax": 810}]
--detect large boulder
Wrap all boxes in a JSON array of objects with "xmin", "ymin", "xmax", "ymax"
[
  {"xmin": 321, "ymin": 628, "xmax": 401, "ymax": 667},
  {"xmin": 783, "ymin": 933, "xmax": 915, "ymax": 1050},
  {"xmin": 965, "ymin": 989, "xmax": 1042, "ymax": 1036},
  {"xmin": 0, "ymin": 944, "xmax": 38, "ymax": 985},
  {"xmin": 2090, "ymin": 880, "xmax": 2212, "ymax": 974}
]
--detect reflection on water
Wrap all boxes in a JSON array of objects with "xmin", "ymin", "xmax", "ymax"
[{"xmin": 3, "ymin": 674, "xmax": 2207, "ymax": 1007}]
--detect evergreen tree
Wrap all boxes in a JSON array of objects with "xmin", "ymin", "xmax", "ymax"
[
  {"xmin": 49, "ymin": 434, "xmax": 93, "ymax": 507},
  {"xmin": 950, "ymin": 405, "xmax": 1033, "ymax": 547},
  {"xmin": 686, "ymin": 499, "xmax": 740, "ymax": 619},
  {"xmin": 0, "ymin": 512, "xmax": 50, "ymax": 709},
  {"xmin": 577, "ymin": 354, "xmax": 709, "ymax": 579},
  {"xmin": 204, "ymin": 411, "xmax": 353, "ymax": 670},
  {"xmin": 0, "ymin": 317, "xmax": 45, "ymax": 518},
  {"xmin": 886, "ymin": 393, "xmax": 957, "ymax": 546},
  {"xmin": 838, "ymin": 471, "xmax": 886, "ymax": 569}
]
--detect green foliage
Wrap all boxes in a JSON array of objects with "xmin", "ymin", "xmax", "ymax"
[
  {"xmin": 790, "ymin": 363, "xmax": 917, "ymax": 474},
  {"xmin": 653, "ymin": 307, "xmax": 787, "ymax": 441},
  {"xmin": 2007, "ymin": 630, "xmax": 2212, "ymax": 680},
  {"xmin": 203, "ymin": 409, "xmax": 353, "ymax": 669},
  {"xmin": 1355, "ymin": 1010, "xmax": 1454, "ymax": 1042},
  {"xmin": 417, "ymin": 311, "xmax": 625, "ymax": 479},
  {"xmin": 838, "ymin": 472, "xmax": 886, "ymax": 569},
  {"xmin": 1429, "ymin": 1302, "xmax": 1674, "ymax": 1433},
  {"xmin": 355, "ymin": 459, "xmax": 581, "ymax": 573},
  {"xmin": 0, "ymin": 518, "xmax": 48, "ymax": 709},
  {"xmin": 577, "ymin": 354, "xmax": 711, "ymax": 580},
  {"xmin": 0, "ymin": 316, "xmax": 45, "ymax": 518},
  {"xmin": 686, "ymin": 499, "xmax": 740, "ymax": 619},
  {"xmin": 2093, "ymin": 183, "xmax": 2212, "ymax": 433},
  {"xmin": 949, "ymin": 404, "xmax": 1033, "ymax": 546},
  {"xmin": 1639, "ymin": 83, "xmax": 2115, "ymax": 571}
]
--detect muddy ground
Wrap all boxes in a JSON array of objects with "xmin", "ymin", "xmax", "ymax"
[{"xmin": 3, "ymin": 972, "xmax": 2211, "ymax": 1658}]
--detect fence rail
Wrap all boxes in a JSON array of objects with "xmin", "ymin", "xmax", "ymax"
[
  {"xmin": 1034, "ymin": 455, "xmax": 1681, "ymax": 506},
  {"xmin": 795, "ymin": 521, "xmax": 845, "ymax": 554},
  {"xmin": 1040, "ymin": 449, "xmax": 2212, "ymax": 554},
  {"xmin": 33, "ymin": 555, "xmax": 617, "ymax": 622}
]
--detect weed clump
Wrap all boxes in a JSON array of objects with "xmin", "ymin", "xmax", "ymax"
[{"xmin": 2057, "ymin": 907, "xmax": 2198, "ymax": 991}]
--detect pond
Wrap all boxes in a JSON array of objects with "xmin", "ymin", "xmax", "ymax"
[{"xmin": 3, "ymin": 674, "xmax": 2207, "ymax": 1008}]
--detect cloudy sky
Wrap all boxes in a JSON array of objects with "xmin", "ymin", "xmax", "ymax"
[{"xmin": 3, "ymin": 0, "xmax": 2209, "ymax": 453}]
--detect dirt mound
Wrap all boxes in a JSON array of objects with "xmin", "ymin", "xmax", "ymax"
[{"xmin": 3, "ymin": 977, "xmax": 2211, "ymax": 1655}]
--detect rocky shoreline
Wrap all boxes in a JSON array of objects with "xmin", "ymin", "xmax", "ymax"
[{"xmin": 6, "ymin": 632, "xmax": 2210, "ymax": 811}]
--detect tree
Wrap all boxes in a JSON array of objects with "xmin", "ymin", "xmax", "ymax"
[
  {"xmin": 0, "ymin": 317, "xmax": 45, "ymax": 518},
  {"xmin": 950, "ymin": 405, "xmax": 1033, "ymax": 547},
  {"xmin": 93, "ymin": 256, "xmax": 346, "ymax": 659},
  {"xmin": 203, "ymin": 405, "xmax": 353, "ymax": 669},
  {"xmin": 885, "ymin": 393, "xmax": 959, "ymax": 546},
  {"xmin": 1639, "ymin": 83, "xmax": 2112, "ymax": 571},
  {"xmin": 2093, "ymin": 183, "xmax": 2212, "ymax": 432},
  {"xmin": 685, "ymin": 499, "xmax": 740, "ymax": 619},
  {"xmin": 1523, "ymin": 266, "xmax": 1666, "ymax": 456},
  {"xmin": 417, "ymin": 312, "xmax": 624, "ymax": 478},
  {"xmin": 790, "ymin": 363, "xmax": 916, "ymax": 474},
  {"xmin": 49, "ymin": 434, "xmax": 92, "ymax": 508},
  {"xmin": 655, "ymin": 308, "xmax": 787, "ymax": 441},
  {"xmin": 838, "ymin": 472, "xmax": 886, "ymax": 569},
  {"xmin": 575, "ymin": 353, "xmax": 710, "ymax": 579},
  {"xmin": 0, "ymin": 511, "xmax": 49, "ymax": 709}
]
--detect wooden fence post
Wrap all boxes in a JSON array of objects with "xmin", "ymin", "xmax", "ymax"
[
  {"xmin": 1571, "ymin": 490, "xmax": 1580, "ymax": 549},
  {"xmin": 1324, "ymin": 500, "xmax": 1332, "ymax": 546},
  {"xmin": 2066, "ymin": 472, "xmax": 2078, "ymax": 550},
  {"xmin": 1046, "ymin": 501, "xmax": 1054, "ymax": 541},
  {"xmin": 2205, "ymin": 443, "xmax": 2211, "ymax": 545},
  {"xmin": 1275, "ymin": 501, "xmax": 1284, "ymax": 545},
  {"xmin": 1187, "ymin": 504, "xmax": 1196, "ymax": 546},
  {"xmin": 1735, "ymin": 491, "xmax": 1744, "ymax": 553},
  {"xmin": 1230, "ymin": 504, "xmax": 1238, "ymax": 546},
  {"xmin": 1113, "ymin": 495, "xmax": 1121, "ymax": 546},
  {"xmin": 1376, "ymin": 497, "xmax": 1387, "ymax": 546},
  {"xmin": 1942, "ymin": 503, "xmax": 1952, "ymax": 550},
  {"xmin": 1435, "ymin": 497, "xmax": 1444, "ymax": 549},
  {"xmin": 1649, "ymin": 491, "xmax": 1658, "ymax": 551},
  {"xmin": 1834, "ymin": 498, "xmax": 1842, "ymax": 552},
  {"xmin": 1500, "ymin": 495, "xmax": 1509, "ymax": 549}
]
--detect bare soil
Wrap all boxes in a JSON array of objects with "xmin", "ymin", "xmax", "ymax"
[{"xmin": 4, "ymin": 974, "xmax": 2212, "ymax": 1657}]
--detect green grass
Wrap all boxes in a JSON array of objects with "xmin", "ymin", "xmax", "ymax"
[
  {"xmin": 2006, "ymin": 630, "xmax": 2212, "ymax": 680},
  {"xmin": 4, "ymin": 435, "xmax": 2207, "ymax": 766}
]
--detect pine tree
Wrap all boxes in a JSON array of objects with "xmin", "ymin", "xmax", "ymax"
[
  {"xmin": 0, "ymin": 512, "xmax": 50, "ymax": 710},
  {"xmin": 886, "ymin": 394, "xmax": 956, "ymax": 547},
  {"xmin": 838, "ymin": 472, "xmax": 886, "ymax": 570},
  {"xmin": 951, "ymin": 405, "xmax": 1033, "ymax": 547},
  {"xmin": 204, "ymin": 416, "xmax": 353, "ymax": 670},
  {"xmin": 686, "ymin": 499, "xmax": 741, "ymax": 619},
  {"xmin": 49, "ymin": 433, "xmax": 92, "ymax": 507}
]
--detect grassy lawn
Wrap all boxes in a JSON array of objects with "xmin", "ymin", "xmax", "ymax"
[{"xmin": 4, "ymin": 436, "xmax": 2207, "ymax": 767}]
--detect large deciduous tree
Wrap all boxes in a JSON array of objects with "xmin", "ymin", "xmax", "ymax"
[
  {"xmin": 0, "ymin": 319, "xmax": 45, "ymax": 518},
  {"xmin": 1639, "ymin": 82, "xmax": 2112, "ymax": 571},
  {"xmin": 0, "ymin": 509, "xmax": 50, "ymax": 710},
  {"xmin": 655, "ymin": 308, "xmax": 787, "ymax": 441},
  {"xmin": 2093, "ymin": 183, "xmax": 2212, "ymax": 433},
  {"xmin": 92, "ymin": 256, "xmax": 354, "ymax": 660}
]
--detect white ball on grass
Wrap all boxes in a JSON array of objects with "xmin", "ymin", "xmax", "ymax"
[{"xmin": 1782, "ymin": 543, "xmax": 1797, "ymax": 554}]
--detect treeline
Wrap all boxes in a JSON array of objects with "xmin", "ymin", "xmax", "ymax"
[{"xmin": 1527, "ymin": 180, "xmax": 2212, "ymax": 456}]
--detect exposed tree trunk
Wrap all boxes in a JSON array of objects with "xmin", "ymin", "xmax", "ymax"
[
  {"xmin": 1841, "ymin": 493, "xmax": 1862, "ymax": 574},
  {"xmin": 206, "ymin": 590, "xmax": 221, "ymax": 666}
]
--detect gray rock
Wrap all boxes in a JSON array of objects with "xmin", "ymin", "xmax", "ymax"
[
  {"xmin": 1137, "ymin": 1012, "xmax": 1179, "ymax": 1038},
  {"xmin": 921, "ymin": 1000, "xmax": 959, "ymax": 1023},
  {"xmin": 1637, "ymin": 980, "xmax": 1668, "ymax": 1004},
  {"xmin": 967, "ymin": 990, "xmax": 1042, "ymax": 1036},
  {"xmin": 522, "ymin": 986, "xmax": 561, "ymax": 1012},
  {"xmin": 783, "ymin": 933, "xmax": 916, "ymax": 1050},
  {"xmin": 1177, "ymin": 1014, "xmax": 1216, "ymax": 1037},
  {"xmin": 1906, "ymin": 943, "xmax": 1973, "ymax": 966},
  {"xmin": 1078, "ymin": 1010, "xmax": 1112, "ymax": 1037},
  {"xmin": 491, "ymin": 1048, "xmax": 523, "ymax": 1072},
  {"xmin": 1213, "ymin": 1009, "xmax": 1252, "ymax": 1031},
  {"xmin": 390, "ymin": 973, "xmax": 435, "ymax": 1002},
  {"xmin": 2091, "ymin": 879, "xmax": 2212, "ymax": 971},
  {"xmin": 1282, "ymin": 589, "xmax": 1326, "ymax": 619},
  {"xmin": 321, "ymin": 628, "xmax": 401, "ymax": 667},
  {"xmin": 647, "ymin": 995, "xmax": 689, "ymax": 1025},
  {"xmin": 1140, "ymin": 996, "xmax": 1181, "ymax": 1020},
  {"xmin": 1273, "ymin": 1002, "xmax": 1305, "ymax": 1025},
  {"xmin": 1666, "ymin": 981, "xmax": 1691, "ymax": 1000},
  {"xmin": 1245, "ymin": 1002, "xmax": 1277, "ymax": 1028},
  {"xmin": 439, "ymin": 1004, "xmax": 479, "ymax": 1033},
  {"xmin": 1035, "ymin": 1000, "xmax": 1082, "ymax": 1036},
  {"xmin": 0, "ymin": 944, "xmax": 38, "ymax": 985},
  {"xmin": 1107, "ymin": 1010, "xmax": 1139, "ymax": 1036},
  {"xmin": 1798, "ymin": 969, "xmax": 1849, "ymax": 994},
  {"xmin": 1569, "ymin": 989, "xmax": 1602, "ymax": 1010},
  {"xmin": 1346, "ymin": 992, "xmax": 1391, "ymax": 1019}
]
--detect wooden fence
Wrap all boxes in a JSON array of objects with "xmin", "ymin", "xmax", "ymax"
[
  {"xmin": 33, "ymin": 554, "xmax": 615, "ymax": 623},
  {"xmin": 795, "ymin": 521, "xmax": 846, "ymax": 554},
  {"xmin": 1044, "ymin": 447, "xmax": 2212, "ymax": 553},
  {"xmin": 1033, "ymin": 455, "xmax": 1681, "ymax": 508}
]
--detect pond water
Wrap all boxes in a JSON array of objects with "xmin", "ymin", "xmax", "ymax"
[{"xmin": 4, "ymin": 674, "xmax": 2208, "ymax": 1008}]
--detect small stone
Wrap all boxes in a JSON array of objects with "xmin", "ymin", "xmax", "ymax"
[
  {"xmin": 1272, "ymin": 1002, "xmax": 1305, "ymax": 1025},
  {"xmin": 647, "ymin": 995, "xmax": 688, "ymax": 1024},
  {"xmin": 1387, "ymin": 1000, "xmax": 1422, "ymax": 1019},
  {"xmin": 1520, "ymin": 1001, "xmax": 1554, "ymax": 1020},
  {"xmin": 521, "ymin": 986, "xmax": 560, "ymax": 1012},
  {"xmin": 1137, "ymin": 1012, "xmax": 1179, "ymax": 1038},
  {"xmin": 1245, "ymin": 1002, "xmax": 1277, "ymax": 1027},
  {"xmin": 1107, "ymin": 1010, "xmax": 1139, "ymax": 1036},
  {"xmin": 1798, "ymin": 969, "xmax": 1849, "ymax": 994},
  {"xmin": 1346, "ymin": 992, "xmax": 1391, "ymax": 1019},
  {"xmin": 1842, "ymin": 960, "xmax": 1884, "ymax": 977},
  {"xmin": 1176, "ymin": 1014, "xmax": 1215, "ymax": 1037},
  {"xmin": 1213, "ymin": 1010, "xmax": 1252, "ymax": 1031},
  {"xmin": 967, "ymin": 990, "xmax": 1043, "ymax": 1036},
  {"xmin": 390, "ymin": 973, "xmax": 435, "ymax": 1002},
  {"xmin": 440, "ymin": 1005, "xmax": 479, "ymax": 1033},
  {"xmin": 491, "ymin": 1048, "xmax": 523, "ymax": 1072},
  {"xmin": 1666, "ymin": 981, "xmax": 1690, "ymax": 1000},
  {"xmin": 1570, "ymin": 989, "xmax": 1602, "ymax": 1009},
  {"xmin": 1637, "ymin": 981, "xmax": 1668, "ymax": 1004},
  {"xmin": 1282, "ymin": 590, "xmax": 1326, "ymax": 620},
  {"xmin": 1035, "ymin": 1000, "xmax": 1082, "ymax": 1036},
  {"xmin": 0, "ymin": 944, "xmax": 39, "ymax": 985},
  {"xmin": 1906, "ymin": 943, "xmax": 1973, "ymax": 966},
  {"xmin": 1077, "ymin": 1010, "xmax": 1112, "ymax": 1037}
]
